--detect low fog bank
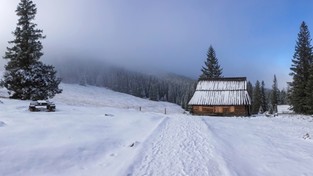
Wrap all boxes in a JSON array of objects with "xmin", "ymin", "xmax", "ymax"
[{"xmin": 50, "ymin": 58, "xmax": 196, "ymax": 109}]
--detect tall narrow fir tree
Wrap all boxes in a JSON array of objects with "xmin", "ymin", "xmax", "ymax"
[
  {"xmin": 199, "ymin": 45, "xmax": 223, "ymax": 79},
  {"xmin": 289, "ymin": 21, "xmax": 313, "ymax": 114},
  {"xmin": 271, "ymin": 75, "xmax": 279, "ymax": 113},
  {"xmin": 1, "ymin": 0, "xmax": 62, "ymax": 100},
  {"xmin": 261, "ymin": 81, "xmax": 267, "ymax": 113}
]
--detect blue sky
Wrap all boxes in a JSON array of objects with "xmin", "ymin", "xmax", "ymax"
[{"xmin": 1, "ymin": 0, "xmax": 313, "ymax": 89}]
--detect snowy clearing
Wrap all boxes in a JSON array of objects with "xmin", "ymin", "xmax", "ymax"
[{"xmin": 1, "ymin": 84, "xmax": 313, "ymax": 176}]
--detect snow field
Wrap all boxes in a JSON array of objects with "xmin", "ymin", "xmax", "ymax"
[
  {"xmin": 0, "ymin": 84, "xmax": 182, "ymax": 176},
  {"xmin": 0, "ymin": 101, "xmax": 167, "ymax": 176},
  {"xmin": 1, "ymin": 83, "xmax": 313, "ymax": 176},
  {"xmin": 202, "ymin": 116, "xmax": 313, "ymax": 176}
]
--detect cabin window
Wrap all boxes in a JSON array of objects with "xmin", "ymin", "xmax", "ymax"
[
  {"xmin": 223, "ymin": 107, "xmax": 229, "ymax": 113},
  {"xmin": 215, "ymin": 107, "xmax": 223, "ymax": 113},
  {"xmin": 230, "ymin": 106, "xmax": 235, "ymax": 112}
]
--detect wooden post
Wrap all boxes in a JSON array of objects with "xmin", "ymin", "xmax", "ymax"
[
  {"xmin": 164, "ymin": 108, "xmax": 166, "ymax": 114},
  {"xmin": 139, "ymin": 106, "xmax": 141, "ymax": 111}
]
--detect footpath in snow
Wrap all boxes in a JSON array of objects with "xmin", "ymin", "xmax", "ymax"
[
  {"xmin": 127, "ymin": 115, "xmax": 230, "ymax": 176},
  {"xmin": 127, "ymin": 114, "xmax": 313, "ymax": 176}
]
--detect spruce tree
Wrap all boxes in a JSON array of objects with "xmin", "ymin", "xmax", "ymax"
[
  {"xmin": 271, "ymin": 75, "xmax": 279, "ymax": 113},
  {"xmin": 289, "ymin": 21, "xmax": 313, "ymax": 113},
  {"xmin": 199, "ymin": 45, "xmax": 223, "ymax": 79},
  {"xmin": 1, "ymin": 0, "xmax": 62, "ymax": 100},
  {"xmin": 252, "ymin": 80, "xmax": 262, "ymax": 114},
  {"xmin": 261, "ymin": 81, "xmax": 267, "ymax": 113}
]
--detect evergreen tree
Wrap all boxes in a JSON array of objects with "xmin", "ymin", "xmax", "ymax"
[
  {"xmin": 199, "ymin": 45, "xmax": 223, "ymax": 79},
  {"xmin": 261, "ymin": 81, "xmax": 267, "ymax": 113},
  {"xmin": 279, "ymin": 89, "xmax": 288, "ymax": 105},
  {"xmin": 271, "ymin": 75, "xmax": 279, "ymax": 113},
  {"xmin": 289, "ymin": 21, "xmax": 313, "ymax": 113},
  {"xmin": 1, "ymin": 0, "xmax": 62, "ymax": 100},
  {"xmin": 252, "ymin": 80, "xmax": 262, "ymax": 114}
]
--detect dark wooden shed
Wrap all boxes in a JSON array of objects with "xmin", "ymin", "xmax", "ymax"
[{"xmin": 188, "ymin": 77, "xmax": 251, "ymax": 116}]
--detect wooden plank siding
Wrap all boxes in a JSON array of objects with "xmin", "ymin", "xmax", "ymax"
[{"xmin": 191, "ymin": 105, "xmax": 249, "ymax": 116}]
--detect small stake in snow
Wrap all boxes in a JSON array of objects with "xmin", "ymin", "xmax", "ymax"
[
  {"xmin": 129, "ymin": 141, "xmax": 139, "ymax": 147},
  {"xmin": 164, "ymin": 108, "xmax": 167, "ymax": 114}
]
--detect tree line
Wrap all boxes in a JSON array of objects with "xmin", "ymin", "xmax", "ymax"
[
  {"xmin": 248, "ymin": 75, "xmax": 288, "ymax": 114},
  {"xmin": 54, "ymin": 59, "xmax": 196, "ymax": 109}
]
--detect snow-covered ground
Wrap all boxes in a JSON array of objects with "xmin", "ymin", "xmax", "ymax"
[{"xmin": 1, "ymin": 84, "xmax": 313, "ymax": 176}]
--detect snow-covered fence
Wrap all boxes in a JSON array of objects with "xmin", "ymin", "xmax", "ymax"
[{"xmin": 124, "ymin": 106, "xmax": 181, "ymax": 114}]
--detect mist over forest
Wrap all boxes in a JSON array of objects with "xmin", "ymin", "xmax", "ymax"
[{"xmin": 51, "ymin": 58, "xmax": 196, "ymax": 109}]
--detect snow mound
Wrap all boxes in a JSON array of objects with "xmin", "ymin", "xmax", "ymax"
[
  {"xmin": 277, "ymin": 105, "xmax": 293, "ymax": 114},
  {"xmin": 0, "ymin": 87, "xmax": 9, "ymax": 98}
]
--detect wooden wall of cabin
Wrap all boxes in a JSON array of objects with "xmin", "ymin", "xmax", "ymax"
[{"xmin": 191, "ymin": 105, "xmax": 249, "ymax": 116}]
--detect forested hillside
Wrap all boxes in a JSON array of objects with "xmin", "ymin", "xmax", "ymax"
[{"xmin": 53, "ymin": 59, "xmax": 196, "ymax": 109}]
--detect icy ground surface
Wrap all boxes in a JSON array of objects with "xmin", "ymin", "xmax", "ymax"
[{"xmin": 1, "ymin": 83, "xmax": 313, "ymax": 176}]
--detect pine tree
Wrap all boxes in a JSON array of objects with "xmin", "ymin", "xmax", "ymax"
[
  {"xmin": 1, "ymin": 0, "xmax": 62, "ymax": 100},
  {"xmin": 199, "ymin": 45, "xmax": 223, "ymax": 79},
  {"xmin": 271, "ymin": 75, "xmax": 279, "ymax": 113},
  {"xmin": 289, "ymin": 21, "xmax": 313, "ymax": 113},
  {"xmin": 261, "ymin": 81, "xmax": 267, "ymax": 113},
  {"xmin": 252, "ymin": 80, "xmax": 262, "ymax": 114}
]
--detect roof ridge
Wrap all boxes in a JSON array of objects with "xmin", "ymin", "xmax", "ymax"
[
  {"xmin": 198, "ymin": 77, "xmax": 247, "ymax": 81},
  {"xmin": 196, "ymin": 89, "xmax": 247, "ymax": 91}
]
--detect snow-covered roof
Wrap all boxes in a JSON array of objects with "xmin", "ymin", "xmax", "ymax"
[
  {"xmin": 188, "ymin": 77, "xmax": 251, "ymax": 106},
  {"xmin": 196, "ymin": 79, "xmax": 246, "ymax": 91}
]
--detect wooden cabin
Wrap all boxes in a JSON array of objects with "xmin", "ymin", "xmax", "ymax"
[{"xmin": 188, "ymin": 77, "xmax": 251, "ymax": 116}]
